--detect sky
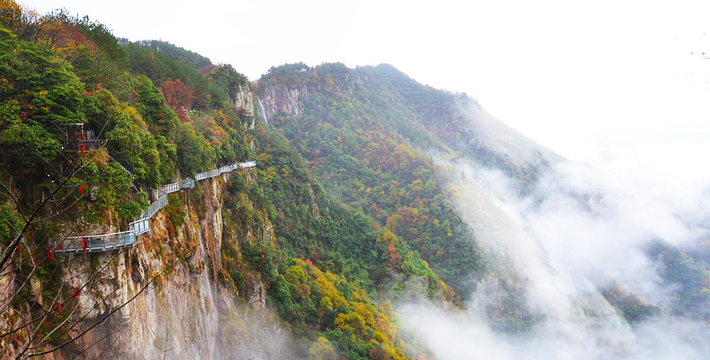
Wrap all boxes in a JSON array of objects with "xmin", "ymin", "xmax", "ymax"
[{"xmin": 24, "ymin": 0, "xmax": 710, "ymax": 188}]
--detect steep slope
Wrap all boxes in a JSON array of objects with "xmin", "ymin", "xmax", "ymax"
[
  {"xmin": 257, "ymin": 63, "xmax": 560, "ymax": 297},
  {"xmin": 255, "ymin": 63, "xmax": 710, "ymax": 351}
]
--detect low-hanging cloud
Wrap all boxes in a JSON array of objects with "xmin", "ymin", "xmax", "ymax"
[{"xmin": 398, "ymin": 157, "xmax": 710, "ymax": 360}]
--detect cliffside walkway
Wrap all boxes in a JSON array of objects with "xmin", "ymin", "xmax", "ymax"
[{"xmin": 52, "ymin": 161, "xmax": 256, "ymax": 254}]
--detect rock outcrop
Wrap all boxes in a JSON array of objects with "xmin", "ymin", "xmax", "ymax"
[{"xmin": 52, "ymin": 171, "xmax": 282, "ymax": 359}]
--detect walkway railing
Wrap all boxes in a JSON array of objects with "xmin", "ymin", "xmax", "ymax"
[
  {"xmin": 53, "ymin": 231, "xmax": 136, "ymax": 254},
  {"xmin": 195, "ymin": 161, "xmax": 255, "ymax": 180},
  {"xmin": 142, "ymin": 195, "xmax": 168, "ymax": 220},
  {"xmin": 129, "ymin": 218, "xmax": 150, "ymax": 236},
  {"xmin": 51, "ymin": 160, "xmax": 256, "ymax": 254}
]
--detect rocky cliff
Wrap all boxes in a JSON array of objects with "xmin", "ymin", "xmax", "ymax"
[
  {"xmin": 49, "ymin": 172, "xmax": 284, "ymax": 360},
  {"xmin": 260, "ymin": 85, "xmax": 306, "ymax": 121},
  {"xmin": 234, "ymin": 83, "xmax": 256, "ymax": 121}
]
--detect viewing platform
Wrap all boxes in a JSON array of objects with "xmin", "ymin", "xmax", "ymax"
[{"xmin": 61, "ymin": 123, "xmax": 101, "ymax": 152}]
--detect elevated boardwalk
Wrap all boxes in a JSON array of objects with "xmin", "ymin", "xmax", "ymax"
[{"xmin": 52, "ymin": 161, "xmax": 256, "ymax": 254}]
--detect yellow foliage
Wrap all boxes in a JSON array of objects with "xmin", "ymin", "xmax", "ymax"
[
  {"xmin": 285, "ymin": 265, "xmax": 307, "ymax": 284},
  {"xmin": 372, "ymin": 330, "xmax": 388, "ymax": 343},
  {"xmin": 308, "ymin": 337, "xmax": 336, "ymax": 360},
  {"xmin": 91, "ymin": 148, "xmax": 109, "ymax": 166},
  {"xmin": 335, "ymin": 312, "xmax": 366, "ymax": 335},
  {"xmin": 353, "ymin": 303, "xmax": 375, "ymax": 328}
]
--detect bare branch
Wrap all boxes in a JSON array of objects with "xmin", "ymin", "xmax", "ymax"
[
  {"xmin": 26, "ymin": 257, "xmax": 180, "ymax": 357},
  {"xmin": 0, "ymin": 179, "xmax": 27, "ymax": 223},
  {"xmin": 70, "ymin": 329, "xmax": 120, "ymax": 360},
  {"xmin": 0, "ymin": 160, "xmax": 84, "ymax": 272}
]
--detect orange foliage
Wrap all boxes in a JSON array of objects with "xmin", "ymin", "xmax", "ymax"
[
  {"xmin": 43, "ymin": 21, "xmax": 92, "ymax": 52},
  {"xmin": 159, "ymin": 78, "xmax": 193, "ymax": 122},
  {"xmin": 387, "ymin": 241, "xmax": 400, "ymax": 269}
]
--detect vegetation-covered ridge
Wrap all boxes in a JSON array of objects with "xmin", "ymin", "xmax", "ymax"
[
  {"xmin": 0, "ymin": 2, "xmax": 457, "ymax": 359},
  {"xmin": 258, "ymin": 61, "xmax": 710, "ymax": 334},
  {"xmin": 258, "ymin": 62, "xmax": 527, "ymax": 297}
]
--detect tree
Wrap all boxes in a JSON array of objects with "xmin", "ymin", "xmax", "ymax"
[
  {"xmin": 134, "ymin": 75, "xmax": 179, "ymax": 139},
  {"xmin": 159, "ymin": 78, "xmax": 192, "ymax": 123},
  {"xmin": 308, "ymin": 336, "xmax": 336, "ymax": 360},
  {"xmin": 0, "ymin": 0, "xmax": 43, "ymax": 42},
  {"xmin": 174, "ymin": 122, "xmax": 213, "ymax": 176}
]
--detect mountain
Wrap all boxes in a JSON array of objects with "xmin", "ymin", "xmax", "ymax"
[
  {"xmin": 0, "ymin": 4, "xmax": 455, "ymax": 359},
  {"xmin": 1, "ymin": 2, "xmax": 709, "ymax": 359},
  {"xmin": 256, "ymin": 62, "xmax": 710, "ymax": 354},
  {"xmin": 258, "ymin": 62, "xmax": 560, "ymax": 297}
]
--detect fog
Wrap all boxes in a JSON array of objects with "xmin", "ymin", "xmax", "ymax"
[
  {"xmin": 400, "ymin": 302, "xmax": 710, "ymax": 360},
  {"xmin": 398, "ymin": 152, "xmax": 710, "ymax": 359}
]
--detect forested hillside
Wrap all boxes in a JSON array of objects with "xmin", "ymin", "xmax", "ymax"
[
  {"xmin": 257, "ymin": 61, "xmax": 710, "ymax": 340},
  {"xmin": 0, "ymin": 2, "xmax": 456, "ymax": 359},
  {"xmin": 258, "ymin": 62, "xmax": 559, "ymax": 297}
]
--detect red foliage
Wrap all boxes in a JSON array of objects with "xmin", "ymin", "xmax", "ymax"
[
  {"xmin": 159, "ymin": 78, "xmax": 193, "ymax": 122},
  {"xmin": 45, "ymin": 22, "xmax": 92, "ymax": 51},
  {"xmin": 387, "ymin": 241, "xmax": 401, "ymax": 269},
  {"xmin": 78, "ymin": 183, "xmax": 86, "ymax": 195},
  {"xmin": 299, "ymin": 283, "xmax": 309, "ymax": 297}
]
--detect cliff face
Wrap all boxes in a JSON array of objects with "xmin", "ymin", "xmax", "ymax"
[
  {"xmin": 259, "ymin": 69, "xmax": 368, "ymax": 121},
  {"xmin": 234, "ymin": 83, "xmax": 256, "ymax": 119},
  {"xmin": 260, "ymin": 85, "xmax": 306, "ymax": 121},
  {"xmin": 55, "ymin": 173, "xmax": 282, "ymax": 360}
]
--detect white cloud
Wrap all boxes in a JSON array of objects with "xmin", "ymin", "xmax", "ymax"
[{"xmin": 400, "ymin": 155, "xmax": 710, "ymax": 360}]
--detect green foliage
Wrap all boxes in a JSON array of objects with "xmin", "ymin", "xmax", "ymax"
[
  {"xmin": 94, "ymin": 161, "xmax": 144, "ymax": 222},
  {"xmin": 70, "ymin": 15, "xmax": 126, "ymax": 61},
  {"xmin": 0, "ymin": 36, "xmax": 84, "ymax": 126},
  {"xmin": 133, "ymin": 40, "xmax": 211, "ymax": 69},
  {"xmin": 244, "ymin": 257, "xmax": 409, "ymax": 359},
  {"xmin": 175, "ymin": 122, "xmax": 213, "ymax": 175},
  {"xmin": 208, "ymin": 64, "xmax": 248, "ymax": 102},
  {"xmin": 308, "ymin": 336, "xmax": 337, "ymax": 360},
  {"xmin": 0, "ymin": 36, "xmax": 85, "ymax": 178},
  {"xmin": 66, "ymin": 44, "xmax": 132, "ymax": 99},
  {"xmin": 647, "ymin": 241, "xmax": 710, "ymax": 321},
  {"xmin": 261, "ymin": 62, "xmax": 311, "ymax": 86},
  {"xmin": 0, "ymin": 23, "xmax": 15, "ymax": 40},
  {"xmin": 0, "ymin": 204, "xmax": 23, "ymax": 244},
  {"xmin": 369, "ymin": 64, "xmax": 544, "ymax": 188},
  {"xmin": 260, "ymin": 63, "xmax": 485, "ymax": 295},
  {"xmin": 134, "ymin": 75, "xmax": 180, "ymax": 138},
  {"xmin": 602, "ymin": 282, "xmax": 660, "ymax": 324},
  {"xmin": 85, "ymin": 89, "xmax": 165, "ymax": 187},
  {"xmin": 164, "ymin": 192, "xmax": 186, "ymax": 228},
  {"xmin": 124, "ymin": 42, "xmax": 213, "ymax": 109},
  {"xmin": 0, "ymin": 110, "xmax": 62, "ymax": 177}
]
